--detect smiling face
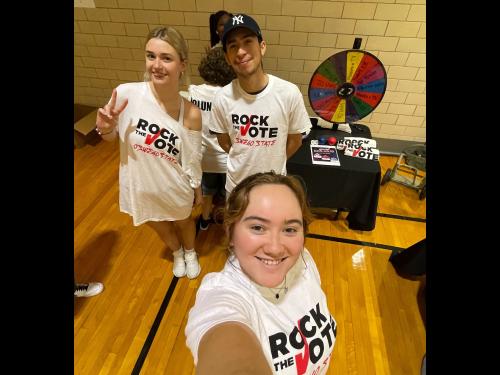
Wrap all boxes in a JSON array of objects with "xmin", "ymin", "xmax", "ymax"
[
  {"xmin": 145, "ymin": 38, "xmax": 186, "ymax": 86},
  {"xmin": 224, "ymin": 28, "xmax": 266, "ymax": 79},
  {"xmin": 230, "ymin": 184, "xmax": 305, "ymax": 288}
]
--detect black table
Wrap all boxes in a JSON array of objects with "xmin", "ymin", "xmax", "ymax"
[{"xmin": 287, "ymin": 124, "xmax": 381, "ymax": 231}]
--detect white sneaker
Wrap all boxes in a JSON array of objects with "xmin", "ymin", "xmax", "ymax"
[
  {"xmin": 185, "ymin": 251, "xmax": 201, "ymax": 279},
  {"xmin": 173, "ymin": 249, "xmax": 186, "ymax": 277},
  {"xmin": 74, "ymin": 282, "xmax": 104, "ymax": 297}
]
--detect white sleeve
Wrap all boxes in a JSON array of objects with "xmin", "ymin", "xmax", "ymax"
[
  {"xmin": 208, "ymin": 91, "xmax": 228, "ymax": 134},
  {"xmin": 185, "ymin": 287, "xmax": 253, "ymax": 365},
  {"xmin": 288, "ymin": 85, "xmax": 312, "ymax": 135},
  {"xmin": 181, "ymin": 129, "xmax": 202, "ymax": 188}
]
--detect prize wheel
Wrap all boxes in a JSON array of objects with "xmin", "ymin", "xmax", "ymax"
[{"xmin": 308, "ymin": 49, "xmax": 387, "ymax": 124}]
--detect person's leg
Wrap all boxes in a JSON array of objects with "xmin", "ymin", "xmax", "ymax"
[
  {"xmin": 212, "ymin": 174, "xmax": 227, "ymax": 224},
  {"xmin": 147, "ymin": 220, "xmax": 181, "ymax": 251},
  {"xmin": 175, "ymin": 216, "xmax": 201, "ymax": 279},
  {"xmin": 147, "ymin": 220, "xmax": 186, "ymax": 277},
  {"xmin": 201, "ymin": 194, "xmax": 214, "ymax": 221},
  {"xmin": 174, "ymin": 216, "xmax": 196, "ymax": 251},
  {"xmin": 199, "ymin": 172, "xmax": 219, "ymax": 230}
]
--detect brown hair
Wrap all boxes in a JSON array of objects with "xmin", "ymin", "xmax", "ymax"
[
  {"xmin": 209, "ymin": 10, "xmax": 233, "ymax": 47},
  {"xmin": 224, "ymin": 171, "xmax": 313, "ymax": 243},
  {"xmin": 198, "ymin": 47, "xmax": 236, "ymax": 86},
  {"xmin": 143, "ymin": 26, "xmax": 190, "ymax": 84}
]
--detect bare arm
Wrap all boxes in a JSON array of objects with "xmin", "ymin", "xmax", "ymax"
[
  {"xmin": 194, "ymin": 186, "xmax": 203, "ymax": 207},
  {"xmin": 96, "ymin": 88, "xmax": 128, "ymax": 141},
  {"xmin": 184, "ymin": 99, "xmax": 202, "ymax": 131},
  {"xmin": 215, "ymin": 133, "xmax": 232, "ymax": 153},
  {"xmin": 196, "ymin": 322, "xmax": 273, "ymax": 375},
  {"xmin": 286, "ymin": 133, "xmax": 303, "ymax": 159}
]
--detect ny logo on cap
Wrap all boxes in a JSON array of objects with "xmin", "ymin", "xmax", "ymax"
[{"xmin": 232, "ymin": 15, "xmax": 244, "ymax": 25}]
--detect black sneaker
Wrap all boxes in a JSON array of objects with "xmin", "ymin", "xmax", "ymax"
[{"xmin": 199, "ymin": 217, "xmax": 211, "ymax": 231}]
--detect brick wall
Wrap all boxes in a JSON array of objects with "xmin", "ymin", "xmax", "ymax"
[{"xmin": 74, "ymin": 0, "xmax": 426, "ymax": 142}]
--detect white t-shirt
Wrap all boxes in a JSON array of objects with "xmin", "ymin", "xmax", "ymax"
[
  {"xmin": 185, "ymin": 249, "xmax": 337, "ymax": 374},
  {"xmin": 209, "ymin": 74, "xmax": 312, "ymax": 192},
  {"xmin": 114, "ymin": 82, "xmax": 202, "ymax": 225},
  {"xmin": 188, "ymin": 84, "xmax": 227, "ymax": 173}
]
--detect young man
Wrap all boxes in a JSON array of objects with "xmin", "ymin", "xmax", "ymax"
[{"xmin": 209, "ymin": 13, "xmax": 312, "ymax": 194}]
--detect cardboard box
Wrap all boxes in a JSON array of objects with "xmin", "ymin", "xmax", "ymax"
[{"xmin": 74, "ymin": 109, "xmax": 100, "ymax": 148}]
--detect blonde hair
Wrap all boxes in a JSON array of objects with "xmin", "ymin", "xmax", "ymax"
[{"xmin": 143, "ymin": 26, "xmax": 190, "ymax": 85}]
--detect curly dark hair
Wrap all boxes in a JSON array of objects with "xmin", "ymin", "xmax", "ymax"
[{"xmin": 198, "ymin": 47, "xmax": 236, "ymax": 86}]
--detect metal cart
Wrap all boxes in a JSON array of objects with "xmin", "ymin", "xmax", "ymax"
[{"xmin": 381, "ymin": 144, "xmax": 426, "ymax": 200}]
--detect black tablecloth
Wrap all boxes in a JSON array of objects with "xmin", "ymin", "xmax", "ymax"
[{"xmin": 287, "ymin": 124, "xmax": 381, "ymax": 231}]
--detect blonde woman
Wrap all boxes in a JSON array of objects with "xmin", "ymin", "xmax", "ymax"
[{"xmin": 95, "ymin": 26, "xmax": 202, "ymax": 279}]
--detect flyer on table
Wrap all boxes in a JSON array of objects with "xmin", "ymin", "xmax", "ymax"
[{"xmin": 310, "ymin": 145, "xmax": 341, "ymax": 166}]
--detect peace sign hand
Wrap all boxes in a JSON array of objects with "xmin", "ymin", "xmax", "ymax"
[{"xmin": 96, "ymin": 89, "xmax": 128, "ymax": 133}]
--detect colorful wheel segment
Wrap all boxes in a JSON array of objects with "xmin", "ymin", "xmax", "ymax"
[{"xmin": 308, "ymin": 49, "xmax": 387, "ymax": 124}]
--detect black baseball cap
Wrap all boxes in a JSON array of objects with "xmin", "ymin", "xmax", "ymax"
[{"xmin": 221, "ymin": 14, "xmax": 263, "ymax": 51}]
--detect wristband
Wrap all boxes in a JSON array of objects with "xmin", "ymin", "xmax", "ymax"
[{"xmin": 96, "ymin": 126, "xmax": 115, "ymax": 136}]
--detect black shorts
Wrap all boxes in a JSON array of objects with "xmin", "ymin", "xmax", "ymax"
[{"xmin": 201, "ymin": 172, "xmax": 226, "ymax": 196}]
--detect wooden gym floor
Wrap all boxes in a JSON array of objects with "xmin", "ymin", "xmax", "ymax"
[{"xmin": 74, "ymin": 136, "xmax": 426, "ymax": 374}]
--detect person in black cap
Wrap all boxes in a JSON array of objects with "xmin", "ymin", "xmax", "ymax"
[{"xmin": 209, "ymin": 13, "xmax": 312, "ymax": 196}]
